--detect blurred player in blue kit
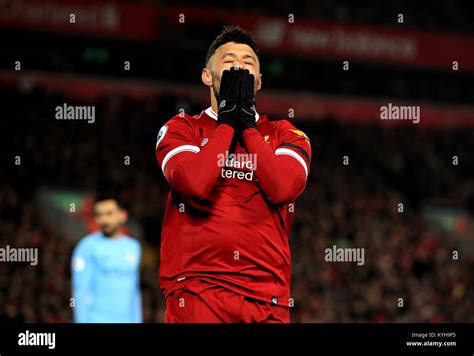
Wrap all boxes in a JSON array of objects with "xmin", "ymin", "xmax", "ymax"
[{"xmin": 71, "ymin": 196, "xmax": 142, "ymax": 323}]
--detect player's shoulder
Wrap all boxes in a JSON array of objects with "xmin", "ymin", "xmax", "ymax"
[
  {"xmin": 74, "ymin": 232, "xmax": 101, "ymax": 252},
  {"xmin": 81, "ymin": 231, "xmax": 103, "ymax": 244},
  {"xmin": 156, "ymin": 112, "xmax": 196, "ymax": 148},
  {"xmin": 156, "ymin": 110, "xmax": 205, "ymax": 144},
  {"xmin": 266, "ymin": 118, "xmax": 311, "ymax": 149},
  {"xmin": 121, "ymin": 235, "xmax": 141, "ymax": 250},
  {"xmin": 164, "ymin": 110, "xmax": 206, "ymax": 127},
  {"xmin": 269, "ymin": 119, "xmax": 309, "ymax": 139},
  {"xmin": 269, "ymin": 118, "xmax": 300, "ymax": 131}
]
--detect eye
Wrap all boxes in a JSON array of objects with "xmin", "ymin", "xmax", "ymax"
[{"xmin": 244, "ymin": 62, "xmax": 254, "ymax": 66}]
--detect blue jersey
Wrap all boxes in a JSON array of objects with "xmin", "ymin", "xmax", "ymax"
[{"xmin": 71, "ymin": 232, "xmax": 142, "ymax": 323}]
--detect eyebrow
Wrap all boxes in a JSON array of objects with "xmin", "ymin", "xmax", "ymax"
[{"xmin": 221, "ymin": 52, "xmax": 257, "ymax": 62}]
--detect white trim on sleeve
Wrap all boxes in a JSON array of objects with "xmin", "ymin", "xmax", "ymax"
[
  {"xmin": 275, "ymin": 148, "xmax": 308, "ymax": 177},
  {"xmin": 161, "ymin": 145, "xmax": 200, "ymax": 173}
]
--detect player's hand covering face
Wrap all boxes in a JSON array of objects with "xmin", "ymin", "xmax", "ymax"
[
  {"xmin": 239, "ymin": 69, "xmax": 257, "ymax": 130},
  {"xmin": 216, "ymin": 67, "xmax": 242, "ymax": 130},
  {"xmin": 217, "ymin": 68, "xmax": 257, "ymax": 133},
  {"xmin": 208, "ymin": 42, "xmax": 261, "ymax": 105}
]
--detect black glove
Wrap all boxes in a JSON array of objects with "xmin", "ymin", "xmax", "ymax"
[
  {"xmin": 217, "ymin": 67, "xmax": 241, "ymax": 130},
  {"xmin": 239, "ymin": 69, "xmax": 257, "ymax": 130}
]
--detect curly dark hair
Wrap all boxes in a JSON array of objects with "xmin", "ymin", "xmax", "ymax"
[{"xmin": 205, "ymin": 25, "xmax": 260, "ymax": 65}]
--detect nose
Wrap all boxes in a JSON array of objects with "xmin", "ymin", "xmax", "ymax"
[{"xmin": 232, "ymin": 61, "xmax": 242, "ymax": 70}]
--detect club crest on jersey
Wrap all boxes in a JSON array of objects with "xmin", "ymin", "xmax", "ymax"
[
  {"xmin": 156, "ymin": 125, "xmax": 168, "ymax": 148},
  {"xmin": 219, "ymin": 100, "xmax": 226, "ymax": 109},
  {"xmin": 290, "ymin": 129, "xmax": 310, "ymax": 143}
]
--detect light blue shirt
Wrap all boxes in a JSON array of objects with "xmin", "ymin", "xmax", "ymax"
[{"xmin": 72, "ymin": 232, "xmax": 142, "ymax": 323}]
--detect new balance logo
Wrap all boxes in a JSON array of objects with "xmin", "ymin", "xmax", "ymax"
[{"xmin": 219, "ymin": 100, "xmax": 226, "ymax": 109}]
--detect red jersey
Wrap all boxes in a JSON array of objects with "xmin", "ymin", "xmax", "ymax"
[{"xmin": 155, "ymin": 107, "xmax": 311, "ymax": 307}]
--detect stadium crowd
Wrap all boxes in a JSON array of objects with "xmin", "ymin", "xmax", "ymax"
[
  {"xmin": 163, "ymin": 0, "xmax": 473, "ymax": 33},
  {"xmin": 1, "ymin": 86, "xmax": 473, "ymax": 322}
]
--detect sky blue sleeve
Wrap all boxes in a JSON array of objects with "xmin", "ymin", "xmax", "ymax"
[
  {"xmin": 71, "ymin": 239, "xmax": 94, "ymax": 323},
  {"xmin": 131, "ymin": 242, "xmax": 143, "ymax": 323}
]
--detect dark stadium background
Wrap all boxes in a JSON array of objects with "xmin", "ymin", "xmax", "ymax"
[{"xmin": 1, "ymin": 0, "xmax": 473, "ymax": 323}]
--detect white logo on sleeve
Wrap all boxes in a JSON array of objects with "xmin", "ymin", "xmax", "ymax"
[
  {"xmin": 72, "ymin": 256, "xmax": 86, "ymax": 272},
  {"xmin": 156, "ymin": 125, "xmax": 168, "ymax": 148}
]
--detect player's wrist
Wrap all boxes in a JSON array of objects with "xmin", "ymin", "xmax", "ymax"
[
  {"xmin": 242, "ymin": 127, "xmax": 259, "ymax": 138},
  {"xmin": 217, "ymin": 116, "xmax": 239, "ymax": 131},
  {"xmin": 217, "ymin": 121, "xmax": 236, "ymax": 131},
  {"xmin": 215, "ymin": 121, "xmax": 237, "ymax": 137},
  {"xmin": 241, "ymin": 117, "xmax": 257, "ymax": 130}
]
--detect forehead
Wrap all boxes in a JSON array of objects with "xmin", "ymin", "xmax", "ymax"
[
  {"xmin": 213, "ymin": 42, "xmax": 258, "ymax": 61},
  {"xmin": 94, "ymin": 200, "xmax": 119, "ymax": 210}
]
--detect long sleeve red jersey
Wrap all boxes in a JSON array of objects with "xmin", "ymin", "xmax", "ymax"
[{"xmin": 155, "ymin": 107, "xmax": 311, "ymax": 307}]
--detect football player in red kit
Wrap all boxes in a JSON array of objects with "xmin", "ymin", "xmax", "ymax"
[{"xmin": 155, "ymin": 26, "xmax": 311, "ymax": 323}]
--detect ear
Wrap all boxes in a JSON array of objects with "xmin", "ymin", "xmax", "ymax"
[
  {"xmin": 120, "ymin": 209, "xmax": 128, "ymax": 224},
  {"xmin": 257, "ymin": 73, "xmax": 262, "ymax": 91},
  {"xmin": 201, "ymin": 68, "xmax": 213, "ymax": 88}
]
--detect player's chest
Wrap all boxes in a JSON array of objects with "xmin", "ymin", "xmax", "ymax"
[
  {"xmin": 93, "ymin": 246, "xmax": 139, "ymax": 273},
  {"xmin": 194, "ymin": 119, "xmax": 278, "ymax": 152}
]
